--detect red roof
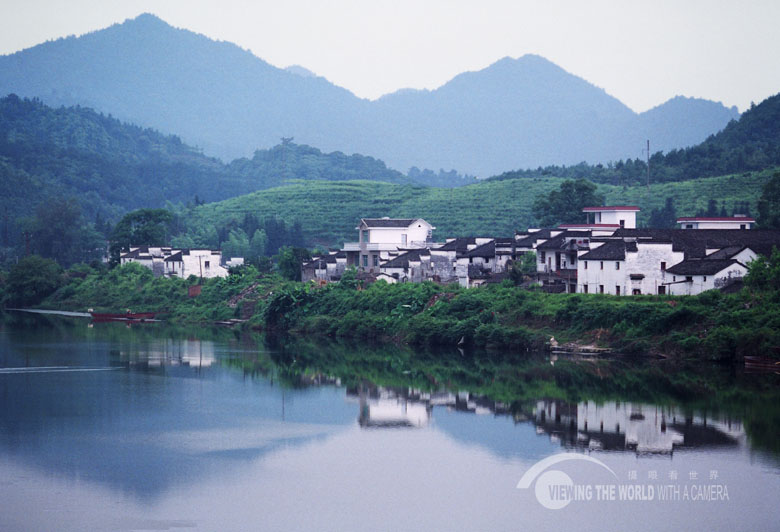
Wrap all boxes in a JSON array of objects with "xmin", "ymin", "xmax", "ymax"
[
  {"xmin": 677, "ymin": 217, "xmax": 755, "ymax": 222},
  {"xmin": 558, "ymin": 223, "xmax": 620, "ymax": 228},
  {"xmin": 582, "ymin": 206, "xmax": 640, "ymax": 212}
]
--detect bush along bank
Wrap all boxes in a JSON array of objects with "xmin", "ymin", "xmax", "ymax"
[
  {"xmin": 262, "ymin": 261, "xmax": 780, "ymax": 361},
  {"xmin": 3, "ymin": 251, "xmax": 780, "ymax": 361}
]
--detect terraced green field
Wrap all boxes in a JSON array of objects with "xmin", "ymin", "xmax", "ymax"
[{"xmin": 182, "ymin": 168, "xmax": 775, "ymax": 246}]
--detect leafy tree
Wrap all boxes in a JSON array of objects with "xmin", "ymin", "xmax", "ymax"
[
  {"xmin": 757, "ymin": 172, "xmax": 780, "ymax": 229},
  {"xmin": 109, "ymin": 209, "xmax": 173, "ymax": 264},
  {"xmin": 648, "ymin": 197, "xmax": 677, "ymax": 228},
  {"xmin": 276, "ymin": 246, "xmax": 311, "ymax": 281},
  {"xmin": 744, "ymin": 247, "xmax": 780, "ymax": 292},
  {"xmin": 249, "ymin": 229, "xmax": 268, "ymax": 260},
  {"xmin": 510, "ymin": 252, "xmax": 537, "ymax": 285},
  {"xmin": 532, "ymin": 179, "xmax": 604, "ymax": 227},
  {"xmin": 4, "ymin": 255, "xmax": 63, "ymax": 306}
]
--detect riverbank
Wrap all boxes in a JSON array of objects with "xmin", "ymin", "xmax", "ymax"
[{"xmin": 3, "ymin": 260, "xmax": 779, "ymax": 361}]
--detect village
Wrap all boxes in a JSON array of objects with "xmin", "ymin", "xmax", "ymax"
[
  {"xmin": 299, "ymin": 206, "xmax": 780, "ymax": 296},
  {"xmin": 117, "ymin": 206, "xmax": 780, "ymax": 297}
]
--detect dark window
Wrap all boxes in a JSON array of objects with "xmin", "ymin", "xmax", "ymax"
[
  {"xmin": 204, "ymin": 261, "xmax": 210, "ymax": 269},
  {"xmin": 362, "ymin": 255, "xmax": 368, "ymax": 267},
  {"xmin": 616, "ymin": 286, "xmax": 620, "ymax": 295},
  {"xmin": 686, "ymin": 224, "xmax": 694, "ymax": 229},
  {"xmin": 540, "ymin": 251, "xmax": 546, "ymax": 261},
  {"xmin": 584, "ymin": 261, "xmax": 588, "ymax": 270},
  {"xmin": 599, "ymin": 285, "xmax": 604, "ymax": 294},
  {"xmin": 373, "ymin": 255, "xmax": 379, "ymax": 267},
  {"xmin": 632, "ymin": 289, "xmax": 641, "ymax": 295},
  {"xmin": 685, "ymin": 276, "xmax": 693, "ymax": 282},
  {"xmin": 661, "ymin": 261, "xmax": 666, "ymax": 270},
  {"xmin": 619, "ymin": 219, "xmax": 625, "ymax": 228},
  {"xmin": 600, "ymin": 261, "xmax": 604, "ymax": 270},
  {"xmin": 615, "ymin": 262, "xmax": 620, "ymax": 270},
  {"xmin": 658, "ymin": 286, "xmax": 666, "ymax": 295},
  {"xmin": 583, "ymin": 285, "xmax": 588, "ymax": 293},
  {"xmin": 740, "ymin": 224, "xmax": 746, "ymax": 229}
]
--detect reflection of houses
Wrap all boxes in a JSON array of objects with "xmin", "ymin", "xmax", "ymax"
[
  {"xmin": 118, "ymin": 338, "xmax": 216, "ymax": 370},
  {"xmin": 348, "ymin": 385, "xmax": 510, "ymax": 428},
  {"xmin": 533, "ymin": 399, "xmax": 745, "ymax": 454},
  {"xmin": 356, "ymin": 386, "xmax": 431, "ymax": 428}
]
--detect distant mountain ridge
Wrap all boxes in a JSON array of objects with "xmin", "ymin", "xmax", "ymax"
[{"xmin": 0, "ymin": 13, "xmax": 739, "ymax": 176}]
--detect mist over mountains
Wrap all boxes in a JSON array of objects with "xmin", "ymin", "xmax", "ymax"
[{"xmin": 0, "ymin": 13, "xmax": 739, "ymax": 176}]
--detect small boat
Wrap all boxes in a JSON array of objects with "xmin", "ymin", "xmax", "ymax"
[
  {"xmin": 744, "ymin": 356, "xmax": 780, "ymax": 371},
  {"xmin": 90, "ymin": 311, "xmax": 156, "ymax": 322}
]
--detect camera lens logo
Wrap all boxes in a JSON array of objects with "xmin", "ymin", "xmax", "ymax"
[{"xmin": 517, "ymin": 453, "xmax": 617, "ymax": 510}]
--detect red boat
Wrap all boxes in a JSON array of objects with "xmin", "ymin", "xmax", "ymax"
[{"xmin": 90, "ymin": 311, "xmax": 156, "ymax": 321}]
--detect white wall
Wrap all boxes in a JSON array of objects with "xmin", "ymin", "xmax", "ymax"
[{"xmin": 667, "ymin": 264, "xmax": 748, "ymax": 296}]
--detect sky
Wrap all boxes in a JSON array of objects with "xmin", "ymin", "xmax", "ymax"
[{"xmin": 1, "ymin": 0, "xmax": 778, "ymax": 113}]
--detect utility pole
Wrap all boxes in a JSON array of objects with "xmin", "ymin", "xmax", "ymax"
[{"xmin": 646, "ymin": 139, "xmax": 650, "ymax": 189}]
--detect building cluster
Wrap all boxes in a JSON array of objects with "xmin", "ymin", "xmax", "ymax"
[
  {"xmin": 302, "ymin": 209, "xmax": 780, "ymax": 296},
  {"xmin": 120, "ymin": 246, "xmax": 243, "ymax": 279}
]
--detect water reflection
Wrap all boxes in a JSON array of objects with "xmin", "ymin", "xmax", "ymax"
[{"xmin": 533, "ymin": 400, "xmax": 743, "ymax": 454}]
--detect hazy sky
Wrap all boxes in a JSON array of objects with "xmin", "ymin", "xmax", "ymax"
[{"xmin": 1, "ymin": 0, "xmax": 778, "ymax": 112}]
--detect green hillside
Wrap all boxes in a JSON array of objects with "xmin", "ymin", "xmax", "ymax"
[{"xmin": 181, "ymin": 169, "xmax": 775, "ymax": 247}]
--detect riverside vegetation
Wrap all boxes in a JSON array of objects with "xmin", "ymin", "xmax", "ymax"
[{"xmin": 3, "ymin": 248, "xmax": 779, "ymax": 362}]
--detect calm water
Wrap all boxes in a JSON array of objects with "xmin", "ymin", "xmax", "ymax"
[{"xmin": 0, "ymin": 314, "xmax": 778, "ymax": 531}]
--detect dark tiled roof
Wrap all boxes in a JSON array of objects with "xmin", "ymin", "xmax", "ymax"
[
  {"xmin": 705, "ymin": 246, "xmax": 745, "ymax": 260},
  {"xmin": 435, "ymin": 237, "xmax": 478, "ymax": 251},
  {"xmin": 666, "ymin": 259, "xmax": 744, "ymax": 276},
  {"xmin": 381, "ymin": 249, "xmax": 425, "ymax": 269},
  {"xmin": 360, "ymin": 218, "xmax": 416, "ymax": 228},
  {"xmin": 579, "ymin": 240, "xmax": 631, "ymax": 260},
  {"xmin": 515, "ymin": 229, "xmax": 555, "ymax": 248},
  {"xmin": 164, "ymin": 252, "xmax": 183, "ymax": 262},
  {"xmin": 613, "ymin": 229, "xmax": 780, "ymax": 258},
  {"xmin": 466, "ymin": 240, "xmax": 495, "ymax": 258}
]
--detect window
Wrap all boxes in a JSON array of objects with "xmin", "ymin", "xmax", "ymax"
[
  {"xmin": 615, "ymin": 262, "xmax": 620, "ymax": 270},
  {"xmin": 373, "ymin": 255, "xmax": 379, "ymax": 267},
  {"xmin": 661, "ymin": 261, "xmax": 666, "ymax": 271},
  {"xmin": 658, "ymin": 286, "xmax": 666, "ymax": 295},
  {"xmin": 362, "ymin": 255, "xmax": 368, "ymax": 267},
  {"xmin": 616, "ymin": 286, "xmax": 620, "ymax": 296},
  {"xmin": 583, "ymin": 285, "xmax": 588, "ymax": 293},
  {"xmin": 740, "ymin": 224, "xmax": 746, "ymax": 229},
  {"xmin": 600, "ymin": 261, "xmax": 604, "ymax": 270},
  {"xmin": 584, "ymin": 261, "xmax": 588, "ymax": 270},
  {"xmin": 599, "ymin": 285, "xmax": 604, "ymax": 294},
  {"xmin": 686, "ymin": 224, "xmax": 694, "ymax": 229},
  {"xmin": 401, "ymin": 234, "xmax": 407, "ymax": 245},
  {"xmin": 685, "ymin": 276, "xmax": 693, "ymax": 282},
  {"xmin": 204, "ymin": 261, "xmax": 210, "ymax": 269},
  {"xmin": 632, "ymin": 289, "xmax": 641, "ymax": 295},
  {"xmin": 703, "ymin": 276, "xmax": 707, "ymax": 282},
  {"xmin": 540, "ymin": 251, "xmax": 546, "ymax": 261},
  {"xmin": 619, "ymin": 219, "xmax": 625, "ymax": 228}
]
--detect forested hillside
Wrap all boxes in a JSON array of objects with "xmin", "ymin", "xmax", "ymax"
[
  {"xmin": 489, "ymin": 93, "xmax": 780, "ymax": 186},
  {"xmin": 0, "ymin": 95, "xmax": 438, "ymax": 251},
  {"xmin": 179, "ymin": 169, "xmax": 775, "ymax": 248}
]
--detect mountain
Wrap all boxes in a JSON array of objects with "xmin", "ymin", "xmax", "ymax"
[
  {"xmin": 0, "ymin": 14, "xmax": 739, "ymax": 176},
  {"xmin": 487, "ymin": 92, "xmax": 780, "ymax": 185}
]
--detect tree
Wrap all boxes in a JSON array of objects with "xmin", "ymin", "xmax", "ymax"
[
  {"xmin": 4, "ymin": 255, "xmax": 63, "ymax": 306},
  {"xmin": 532, "ymin": 179, "xmax": 604, "ymax": 227},
  {"xmin": 510, "ymin": 252, "xmax": 537, "ymax": 285},
  {"xmin": 744, "ymin": 247, "xmax": 780, "ymax": 292},
  {"xmin": 276, "ymin": 246, "xmax": 311, "ymax": 281},
  {"xmin": 648, "ymin": 197, "xmax": 677, "ymax": 228},
  {"xmin": 109, "ymin": 209, "xmax": 174, "ymax": 265},
  {"xmin": 757, "ymin": 172, "xmax": 780, "ymax": 229}
]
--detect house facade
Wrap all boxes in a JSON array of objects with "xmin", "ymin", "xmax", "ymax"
[{"xmin": 121, "ymin": 246, "xmax": 229, "ymax": 278}]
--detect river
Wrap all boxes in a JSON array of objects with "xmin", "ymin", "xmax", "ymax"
[{"xmin": 0, "ymin": 312, "xmax": 778, "ymax": 531}]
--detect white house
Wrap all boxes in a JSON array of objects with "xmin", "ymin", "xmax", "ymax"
[
  {"xmin": 677, "ymin": 216, "xmax": 755, "ymax": 230},
  {"xmin": 582, "ymin": 206, "xmax": 639, "ymax": 229},
  {"xmin": 120, "ymin": 246, "xmax": 229, "ymax": 278},
  {"xmin": 342, "ymin": 218, "xmax": 436, "ymax": 273},
  {"xmin": 664, "ymin": 259, "xmax": 748, "ymax": 296},
  {"xmin": 163, "ymin": 249, "xmax": 227, "ymax": 278}
]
